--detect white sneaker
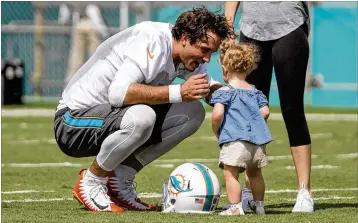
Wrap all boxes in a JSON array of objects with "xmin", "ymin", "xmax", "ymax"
[
  {"xmin": 292, "ymin": 183, "xmax": 314, "ymax": 213},
  {"xmin": 242, "ymin": 188, "xmax": 256, "ymax": 211},
  {"xmin": 220, "ymin": 202, "xmax": 245, "ymax": 216},
  {"xmin": 255, "ymin": 201, "xmax": 265, "ymax": 214},
  {"xmin": 107, "ymin": 165, "xmax": 156, "ymax": 211}
]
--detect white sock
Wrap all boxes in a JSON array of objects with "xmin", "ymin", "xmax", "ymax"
[
  {"xmin": 85, "ymin": 169, "xmax": 108, "ymax": 182},
  {"xmin": 231, "ymin": 202, "xmax": 243, "ymax": 209},
  {"xmin": 256, "ymin": 201, "xmax": 264, "ymax": 207}
]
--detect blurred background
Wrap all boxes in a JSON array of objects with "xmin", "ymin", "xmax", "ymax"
[{"xmin": 1, "ymin": 1, "xmax": 357, "ymax": 108}]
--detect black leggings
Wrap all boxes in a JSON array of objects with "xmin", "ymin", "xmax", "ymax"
[{"xmin": 239, "ymin": 24, "xmax": 311, "ymax": 147}]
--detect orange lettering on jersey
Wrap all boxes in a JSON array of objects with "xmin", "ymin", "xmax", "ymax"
[{"xmin": 147, "ymin": 48, "xmax": 154, "ymax": 59}]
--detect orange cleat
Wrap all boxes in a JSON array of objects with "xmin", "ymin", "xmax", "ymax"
[{"xmin": 72, "ymin": 169, "xmax": 125, "ymax": 213}]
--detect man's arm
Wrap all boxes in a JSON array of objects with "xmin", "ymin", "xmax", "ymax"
[
  {"xmin": 122, "ymin": 73, "xmax": 210, "ymax": 105},
  {"xmin": 224, "ymin": 1, "xmax": 240, "ymax": 28},
  {"xmin": 123, "ymin": 83, "xmax": 170, "ymax": 105},
  {"xmin": 109, "ymin": 69, "xmax": 210, "ymax": 107}
]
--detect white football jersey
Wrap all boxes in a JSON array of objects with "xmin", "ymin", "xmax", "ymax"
[{"xmin": 57, "ymin": 21, "xmax": 219, "ymax": 112}]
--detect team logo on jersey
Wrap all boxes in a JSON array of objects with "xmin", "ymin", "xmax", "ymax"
[
  {"xmin": 147, "ymin": 48, "xmax": 154, "ymax": 59},
  {"xmin": 169, "ymin": 174, "xmax": 193, "ymax": 196}
]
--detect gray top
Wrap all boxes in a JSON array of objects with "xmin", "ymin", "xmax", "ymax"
[{"xmin": 239, "ymin": 1, "xmax": 310, "ymax": 41}]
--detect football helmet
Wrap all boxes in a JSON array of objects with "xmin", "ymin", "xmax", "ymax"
[{"xmin": 162, "ymin": 162, "xmax": 220, "ymax": 214}]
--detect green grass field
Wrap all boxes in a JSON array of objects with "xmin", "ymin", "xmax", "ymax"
[{"xmin": 1, "ymin": 110, "xmax": 357, "ymax": 222}]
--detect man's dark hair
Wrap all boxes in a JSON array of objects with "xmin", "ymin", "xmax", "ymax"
[{"xmin": 172, "ymin": 6, "xmax": 235, "ymax": 44}]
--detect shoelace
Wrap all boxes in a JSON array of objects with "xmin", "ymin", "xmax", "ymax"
[
  {"xmin": 123, "ymin": 179, "xmax": 140, "ymax": 200},
  {"xmin": 110, "ymin": 176, "xmax": 140, "ymax": 201},
  {"xmin": 296, "ymin": 189, "xmax": 311, "ymax": 205},
  {"xmin": 90, "ymin": 182, "xmax": 112, "ymax": 204}
]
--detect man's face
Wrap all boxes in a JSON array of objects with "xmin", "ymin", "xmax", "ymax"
[{"xmin": 179, "ymin": 31, "xmax": 221, "ymax": 72}]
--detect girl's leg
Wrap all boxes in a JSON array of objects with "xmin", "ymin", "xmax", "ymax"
[
  {"xmin": 223, "ymin": 165, "xmax": 242, "ymax": 204},
  {"xmin": 246, "ymin": 167, "xmax": 265, "ymax": 214},
  {"xmin": 246, "ymin": 168, "xmax": 265, "ymax": 202},
  {"xmin": 220, "ymin": 164, "xmax": 245, "ymax": 216}
]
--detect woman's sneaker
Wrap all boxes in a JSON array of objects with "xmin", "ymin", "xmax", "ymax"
[{"xmin": 292, "ymin": 183, "xmax": 314, "ymax": 213}]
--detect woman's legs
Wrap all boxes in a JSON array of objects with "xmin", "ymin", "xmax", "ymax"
[
  {"xmin": 272, "ymin": 25, "xmax": 313, "ymax": 212},
  {"xmin": 272, "ymin": 25, "xmax": 312, "ymax": 191}
]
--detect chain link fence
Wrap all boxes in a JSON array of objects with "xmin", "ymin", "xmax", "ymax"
[{"xmin": 1, "ymin": 2, "xmax": 131, "ymax": 99}]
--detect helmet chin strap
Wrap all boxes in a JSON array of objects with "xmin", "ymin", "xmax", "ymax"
[{"xmin": 162, "ymin": 205, "xmax": 175, "ymax": 213}]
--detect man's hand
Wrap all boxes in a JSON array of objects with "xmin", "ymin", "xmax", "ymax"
[
  {"xmin": 181, "ymin": 73, "xmax": 210, "ymax": 101},
  {"xmin": 205, "ymin": 83, "xmax": 223, "ymax": 104}
]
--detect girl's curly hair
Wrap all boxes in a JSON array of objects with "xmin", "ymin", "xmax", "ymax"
[
  {"xmin": 219, "ymin": 39, "xmax": 260, "ymax": 75},
  {"xmin": 172, "ymin": 6, "xmax": 235, "ymax": 44}
]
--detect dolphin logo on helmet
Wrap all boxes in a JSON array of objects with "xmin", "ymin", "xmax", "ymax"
[{"xmin": 170, "ymin": 175, "xmax": 193, "ymax": 194}]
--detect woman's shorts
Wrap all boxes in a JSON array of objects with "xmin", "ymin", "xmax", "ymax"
[{"xmin": 219, "ymin": 140, "xmax": 268, "ymax": 172}]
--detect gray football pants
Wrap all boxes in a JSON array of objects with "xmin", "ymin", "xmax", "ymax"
[{"xmin": 96, "ymin": 101, "xmax": 205, "ymax": 171}]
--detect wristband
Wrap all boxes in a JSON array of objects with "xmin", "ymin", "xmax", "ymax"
[{"xmin": 168, "ymin": 84, "xmax": 182, "ymax": 103}]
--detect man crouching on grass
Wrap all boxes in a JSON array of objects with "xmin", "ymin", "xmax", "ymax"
[{"xmin": 53, "ymin": 7, "xmax": 233, "ymax": 212}]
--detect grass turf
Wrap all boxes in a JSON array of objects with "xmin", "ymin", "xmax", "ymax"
[{"xmin": 1, "ymin": 113, "xmax": 357, "ymax": 222}]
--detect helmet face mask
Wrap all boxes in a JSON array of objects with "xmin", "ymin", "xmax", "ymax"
[{"xmin": 162, "ymin": 162, "xmax": 221, "ymax": 214}]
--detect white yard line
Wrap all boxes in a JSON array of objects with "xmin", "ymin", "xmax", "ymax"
[
  {"xmin": 286, "ymin": 197, "xmax": 356, "ymax": 201},
  {"xmin": 2, "ymin": 198, "xmax": 74, "ymax": 203},
  {"xmin": 336, "ymin": 153, "xmax": 358, "ymax": 159},
  {"xmin": 6, "ymin": 139, "xmax": 57, "ymax": 145},
  {"xmin": 2, "ymin": 109, "xmax": 357, "ymax": 121},
  {"xmin": 154, "ymin": 155, "xmax": 317, "ymax": 164},
  {"xmin": 1, "ymin": 162, "xmax": 82, "ymax": 167},
  {"xmin": 155, "ymin": 164, "xmax": 175, "ymax": 168},
  {"xmin": 285, "ymin": 165, "xmax": 340, "ymax": 170},
  {"xmin": 154, "ymin": 158, "xmax": 218, "ymax": 164},
  {"xmin": 2, "ymin": 109, "xmax": 55, "ymax": 117},
  {"xmin": 266, "ymin": 188, "xmax": 358, "ymax": 193},
  {"xmin": 311, "ymin": 133, "xmax": 333, "ymax": 139},
  {"xmin": 2, "ymin": 190, "xmax": 55, "ymax": 194}
]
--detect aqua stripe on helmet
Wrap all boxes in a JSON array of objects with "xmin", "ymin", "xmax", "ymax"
[{"xmin": 193, "ymin": 162, "xmax": 213, "ymax": 212}]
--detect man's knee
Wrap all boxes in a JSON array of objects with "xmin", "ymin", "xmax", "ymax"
[
  {"xmin": 188, "ymin": 101, "xmax": 205, "ymax": 130},
  {"xmin": 122, "ymin": 104, "xmax": 156, "ymax": 141}
]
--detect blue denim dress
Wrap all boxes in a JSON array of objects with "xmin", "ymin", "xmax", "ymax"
[{"xmin": 210, "ymin": 86, "xmax": 273, "ymax": 146}]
